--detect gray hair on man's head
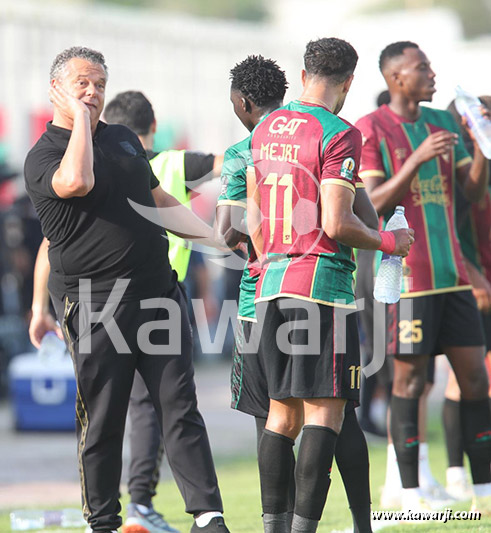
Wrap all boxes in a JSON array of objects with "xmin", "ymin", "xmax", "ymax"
[{"xmin": 50, "ymin": 46, "xmax": 108, "ymax": 81}]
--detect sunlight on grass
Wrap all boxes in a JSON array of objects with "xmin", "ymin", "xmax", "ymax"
[{"xmin": 1, "ymin": 420, "xmax": 490, "ymax": 532}]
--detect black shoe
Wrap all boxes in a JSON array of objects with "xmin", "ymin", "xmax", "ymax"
[{"xmin": 190, "ymin": 516, "xmax": 230, "ymax": 532}]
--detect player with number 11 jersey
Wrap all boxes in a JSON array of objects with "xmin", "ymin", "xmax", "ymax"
[{"xmin": 249, "ymin": 100, "xmax": 364, "ymax": 309}]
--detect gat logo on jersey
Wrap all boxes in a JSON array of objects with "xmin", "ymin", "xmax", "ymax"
[
  {"xmin": 269, "ymin": 116, "xmax": 308, "ymax": 136},
  {"xmin": 340, "ymin": 157, "xmax": 355, "ymax": 180}
]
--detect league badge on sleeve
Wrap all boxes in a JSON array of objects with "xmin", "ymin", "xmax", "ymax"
[
  {"xmin": 340, "ymin": 157, "xmax": 355, "ymax": 180},
  {"xmin": 220, "ymin": 176, "xmax": 229, "ymax": 197}
]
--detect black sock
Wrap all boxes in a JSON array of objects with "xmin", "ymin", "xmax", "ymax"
[
  {"xmin": 391, "ymin": 395, "xmax": 419, "ymax": 489},
  {"xmin": 442, "ymin": 398, "xmax": 464, "ymax": 467},
  {"xmin": 335, "ymin": 408, "xmax": 372, "ymax": 533},
  {"xmin": 255, "ymin": 417, "xmax": 267, "ymax": 457},
  {"xmin": 360, "ymin": 373, "xmax": 377, "ymax": 422},
  {"xmin": 295, "ymin": 425, "xmax": 337, "ymax": 520},
  {"xmin": 258, "ymin": 429, "xmax": 295, "ymax": 514},
  {"xmin": 461, "ymin": 399, "xmax": 491, "ymax": 484},
  {"xmin": 255, "ymin": 418, "xmax": 296, "ymax": 514}
]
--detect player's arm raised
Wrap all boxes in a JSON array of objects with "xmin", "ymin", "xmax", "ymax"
[
  {"xmin": 455, "ymin": 106, "xmax": 490, "ymax": 202},
  {"xmin": 50, "ymin": 84, "xmax": 95, "ymax": 198},
  {"xmin": 364, "ymin": 131, "xmax": 458, "ymax": 215}
]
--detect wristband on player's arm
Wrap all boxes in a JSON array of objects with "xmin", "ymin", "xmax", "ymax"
[{"xmin": 378, "ymin": 231, "xmax": 396, "ymax": 254}]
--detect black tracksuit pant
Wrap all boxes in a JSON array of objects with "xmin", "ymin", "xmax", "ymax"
[
  {"xmin": 53, "ymin": 283, "xmax": 222, "ymax": 532},
  {"xmin": 128, "ymin": 370, "xmax": 164, "ymax": 507}
]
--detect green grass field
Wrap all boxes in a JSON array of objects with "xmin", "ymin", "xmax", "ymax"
[{"xmin": 1, "ymin": 419, "xmax": 490, "ymax": 532}]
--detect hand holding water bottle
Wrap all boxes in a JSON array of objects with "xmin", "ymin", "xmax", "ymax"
[
  {"xmin": 390, "ymin": 227, "xmax": 415, "ymax": 257},
  {"xmin": 37, "ymin": 331, "xmax": 67, "ymax": 364},
  {"xmin": 374, "ymin": 206, "xmax": 415, "ymax": 304},
  {"xmin": 455, "ymin": 86, "xmax": 491, "ymax": 158},
  {"xmin": 29, "ymin": 310, "xmax": 63, "ymax": 349}
]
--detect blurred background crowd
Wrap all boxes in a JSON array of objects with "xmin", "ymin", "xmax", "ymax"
[{"xmin": 0, "ymin": 0, "xmax": 490, "ymax": 403}]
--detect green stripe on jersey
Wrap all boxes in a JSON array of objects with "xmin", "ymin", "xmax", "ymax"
[
  {"xmin": 311, "ymin": 256, "xmax": 355, "ymax": 305},
  {"xmin": 402, "ymin": 121, "xmax": 456, "ymax": 289},
  {"xmin": 238, "ymin": 263, "xmax": 257, "ymax": 320},
  {"xmin": 259, "ymin": 260, "xmax": 289, "ymax": 299}
]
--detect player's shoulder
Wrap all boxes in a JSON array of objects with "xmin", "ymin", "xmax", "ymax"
[
  {"xmin": 224, "ymin": 137, "xmax": 250, "ymax": 168},
  {"xmin": 420, "ymin": 106, "xmax": 460, "ymax": 131},
  {"xmin": 225, "ymin": 136, "xmax": 250, "ymax": 159},
  {"xmin": 355, "ymin": 106, "xmax": 387, "ymax": 129},
  {"xmin": 222, "ymin": 136, "xmax": 250, "ymax": 177}
]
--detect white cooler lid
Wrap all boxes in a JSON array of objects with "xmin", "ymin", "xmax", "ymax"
[{"xmin": 8, "ymin": 353, "xmax": 75, "ymax": 379}]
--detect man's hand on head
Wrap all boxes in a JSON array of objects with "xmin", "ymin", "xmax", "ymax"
[{"xmin": 49, "ymin": 84, "xmax": 90, "ymax": 122}]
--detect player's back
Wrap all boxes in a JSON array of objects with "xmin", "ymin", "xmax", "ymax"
[{"xmin": 250, "ymin": 100, "xmax": 359, "ymax": 263}]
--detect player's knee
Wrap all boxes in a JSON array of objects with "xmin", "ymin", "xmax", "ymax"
[
  {"xmin": 460, "ymin": 371, "xmax": 489, "ymax": 400},
  {"xmin": 393, "ymin": 373, "xmax": 426, "ymax": 398},
  {"xmin": 266, "ymin": 416, "xmax": 302, "ymax": 440}
]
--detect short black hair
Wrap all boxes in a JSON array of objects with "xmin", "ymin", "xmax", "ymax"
[
  {"xmin": 230, "ymin": 55, "xmax": 288, "ymax": 107},
  {"xmin": 104, "ymin": 91, "xmax": 155, "ymax": 135},
  {"xmin": 303, "ymin": 38, "xmax": 358, "ymax": 84},
  {"xmin": 379, "ymin": 41, "xmax": 419, "ymax": 72}
]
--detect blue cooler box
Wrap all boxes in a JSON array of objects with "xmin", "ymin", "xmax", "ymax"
[{"xmin": 8, "ymin": 353, "xmax": 77, "ymax": 431}]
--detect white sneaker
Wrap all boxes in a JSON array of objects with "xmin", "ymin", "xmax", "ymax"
[
  {"xmin": 471, "ymin": 483, "xmax": 491, "ymax": 516},
  {"xmin": 471, "ymin": 494, "xmax": 491, "ymax": 516},
  {"xmin": 380, "ymin": 483, "xmax": 402, "ymax": 509},
  {"xmin": 401, "ymin": 487, "xmax": 435, "ymax": 512},
  {"xmin": 446, "ymin": 467, "xmax": 474, "ymax": 501}
]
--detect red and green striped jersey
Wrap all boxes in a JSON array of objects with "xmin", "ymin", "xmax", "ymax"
[
  {"xmin": 217, "ymin": 137, "xmax": 257, "ymax": 321},
  {"xmin": 457, "ymin": 185, "xmax": 491, "ymax": 283},
  {"xmin": 249, "ymin": 100, "xmax": 363, "ymax": 308},
  {"xmin": 356, "ymin": 104, "xmax": 472, "ymax": 297}
]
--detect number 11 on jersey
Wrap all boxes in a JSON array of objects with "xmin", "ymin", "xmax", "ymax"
[{"xmin": 264, "ymin": 172, "xmax": 293, "ymax": 244}]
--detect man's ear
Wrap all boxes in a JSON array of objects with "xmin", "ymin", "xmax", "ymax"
[
  {"xmin": 343, "ymin": 74, "xmax": 354, "ymax": 94},
  {"xmin": 301, "ymin": 69, "xmax": 307, "ymax": 87},
  {"xmin": 242, "ymin": 97, "xmax": 252, "ymax": 113},
  {"xmin": 389, "ymin": 70, "xmax": 402, "ymax": 87},
  {"xmin": 150, "ymin": 119, "xmax": 157, "ymax": 134}
]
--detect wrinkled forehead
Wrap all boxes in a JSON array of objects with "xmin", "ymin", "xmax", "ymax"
[{"xmin": 60, "ymin": 57, "xmax": 107, "ymax": 81}]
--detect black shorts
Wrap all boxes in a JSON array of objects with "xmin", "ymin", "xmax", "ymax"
[
  {"xmin": 256, "ymin": 298, "xmax": 360, "ymax": 402},
  {"xmin": 482, "ymin": 311, "xmax": 491, "ymax": 352},
  {"xmin": 231, "ymin": 319, "xmax": 269, "ymax": 419},
  {"xmin": 386, "ymin": 290, "xmax": 485, "ymax": 357}
]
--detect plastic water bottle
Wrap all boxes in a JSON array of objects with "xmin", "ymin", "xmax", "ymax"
[
  {"xmin": 373, "ymin": 206, "xmax": 408, "ymax": 304},
  {"xmin": 455, "ymin": 86, "xmax": 491, "ymax": 158},
  {"xmin": 37, "ymin": 331, "xmax": 67, "ymax": 364},
  {"xmin": 10, "ymin": 508, "xmax": 85, "ymax": 530}
]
